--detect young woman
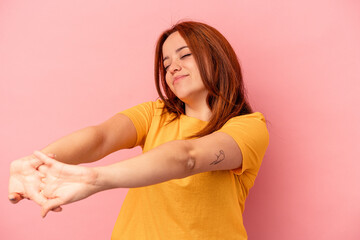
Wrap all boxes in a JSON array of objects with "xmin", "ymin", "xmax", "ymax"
[{"xmin": 9, "ymin": 21, "xmax": 269, "ymax": 239}]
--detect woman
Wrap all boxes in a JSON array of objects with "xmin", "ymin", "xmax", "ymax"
[{"xmin": 8, "ymin": 21, "xmax": 269, "ymax": 239}]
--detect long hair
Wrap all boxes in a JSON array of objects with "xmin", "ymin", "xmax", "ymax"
[{"xmin": 154, "ymin": 21, "xmax": 252, "ymax": 138}]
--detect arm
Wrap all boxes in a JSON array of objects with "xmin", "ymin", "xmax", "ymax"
[
  {"xmin": 95, "ymin": 131, "xmax": 242, "ymax": 188},
  {"xmin": 35, "ymin": 131, "xmax": 242, "ymax": 217},
  {"xmin": 40, "ymin": 113, "xmax": 137, "ymax": 164},
  {"xmin": 8, "ymin": 113, "xmax": 137, "ymax": 204}
]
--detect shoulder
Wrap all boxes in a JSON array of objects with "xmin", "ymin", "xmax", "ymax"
[
  {"xmin": 153, "ymin": 99, "xmax": 166, "ymax": 115},
  {"xmin": 217, "ymin": 112, "xmax": 269, "ymax": 154},
  {"xmin": 220, "ymin": 112, "xmax": 268, "ymax": 135},
  {"xmin": 121, "ymin": 99, "xmax": 165, "ymax": 116},
  {"xmin": 226, "ymin": 112, "xmax": 267, "ymax": 124},
  {"xmin": 215, "ymin": 112, "xmax": 269, "ymax": 175}
]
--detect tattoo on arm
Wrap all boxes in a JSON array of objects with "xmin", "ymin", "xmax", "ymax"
[{"xmin": 210, "ymin": 150, "xmax": 225, "ymax": 165}]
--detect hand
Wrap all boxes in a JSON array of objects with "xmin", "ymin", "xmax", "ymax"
[
  {"xmin": 34, "ymin": 151, "xmax": 100, "ymax": 218},
  {"xmin": 8, "ymin": 154, "xmax": 63, "ymax": 211},
  {"xmin": 8, "ymin": 154, "xmax": 49, "ymax": 204}
]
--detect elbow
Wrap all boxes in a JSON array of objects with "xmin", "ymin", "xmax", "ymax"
[
  {"xmin": 186, "ymin": 155, "xmax": 196, "ymax": 171},
  {"xmin": 86, "ymin": 126, "xmax": 106, "ymax": 157},
  {"xmin": 163, "ymin": 140, "xmax": 197, "ymax": 179},
  {"xmin": 182, "ymin": 140, "xmax": 196, "ymax": 174}
]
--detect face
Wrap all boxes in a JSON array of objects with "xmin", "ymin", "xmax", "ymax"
[{"xmin": 162, "ymin": 31, "xmax": 208, "ymax": 104}]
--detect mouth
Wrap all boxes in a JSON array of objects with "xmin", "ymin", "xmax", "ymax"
[{"xmin": 173, "ymin": 74, "xmax": 189, "ymax": 84}]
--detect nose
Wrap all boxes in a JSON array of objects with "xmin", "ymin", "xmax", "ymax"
[{"xmin": 168, "ymin": 60, "xmax": 181, "ymax": 74}]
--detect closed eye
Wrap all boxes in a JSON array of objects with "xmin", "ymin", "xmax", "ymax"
[
  {"xmin": 164, "ymin": 53, "xmax": 192, "ymax": 72},
  {"xmin": 181, "ymin": 53, "xmax": 192, "ymax": 59}
]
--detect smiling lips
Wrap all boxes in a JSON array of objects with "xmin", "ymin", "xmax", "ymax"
[{"xmin": 173, "ymin": 74, "xmax": 189, "ymax": 84}]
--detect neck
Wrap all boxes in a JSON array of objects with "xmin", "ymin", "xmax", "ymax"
[{"xmin": 184, "ymin": 101, "xmax": 212, "ymax": 122}]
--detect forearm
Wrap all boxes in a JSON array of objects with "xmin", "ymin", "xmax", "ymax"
[
  {"xmin": 33, "ymin": 141, "xmax": 193, "ymax": 217},
  {"xmin": 41, "ymin": 113, "xmax": 136, "ymax": 165},
  {"xmin": 94, "ymin": 140, "xmax": 194, "ymax": 189},
  {"xmin": 41, "ymin": 126, "xmax": 105, "ymax": 164}
]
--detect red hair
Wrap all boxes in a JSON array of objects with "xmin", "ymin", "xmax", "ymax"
[{"xmin": 154, "ymin": 21, "xmax": 252, "ymax": 138}]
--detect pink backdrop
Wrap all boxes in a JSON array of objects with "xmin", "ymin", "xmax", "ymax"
[{"xmin": 1, "ymin": 0, "xmax": 359, "ymax": 239}]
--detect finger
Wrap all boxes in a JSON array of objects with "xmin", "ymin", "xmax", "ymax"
[
  {"xmin": 33, "ymin": 151, "xmax": 56, "ymax": 166},
  {"xmin": 29, "ymin": 156, "xmax": 44, "ymax": 169},
  {"xmin": 8, "ymin": 192, "xmax": 23, "ymax": 204},
  {"xmin": 47, "ymin": 153, "xmax": 57, "ymax": 159},
  {"xmin": 52, "ymin": 206, "xmax": 62, "ymax": 212},
  {"xmin": 35, "ymin": 170, "xmax": 45, "ymax": 179},
  {"xmin": 37, "ymin": 165, "xmax": 49, "ymax": 175},
  {"xmin": 41, "ymin": 198, "xmax": 63, "ymax": 218},
  {"xmin": 30, "ymin": 190, "xmax": 48, "ymax": 206}
]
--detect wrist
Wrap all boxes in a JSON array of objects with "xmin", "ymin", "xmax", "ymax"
[{"xmin": 91, "ymin": 166, "xmax": 112, "ymax": 192}]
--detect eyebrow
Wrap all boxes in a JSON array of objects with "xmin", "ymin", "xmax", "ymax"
[{"xmin": 163, "ymin": 46, "xmax": 189, "ymax": 62}]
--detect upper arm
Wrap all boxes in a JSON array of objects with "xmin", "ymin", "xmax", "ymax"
[
  {"xmin": 187, "ymin": 113, "xmax": 269, "ymax": 175},
  {"xmin": 95, "ymin": 113, "xmax": 137, "ymax": 157},
  {"xmin": 188, "ymin": 131, "xmax": 243, "ymax": 174}
]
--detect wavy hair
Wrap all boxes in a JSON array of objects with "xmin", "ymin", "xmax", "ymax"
[{"xmin": 154, "ymin": 21, "xmax": 252, "ymax": 138}]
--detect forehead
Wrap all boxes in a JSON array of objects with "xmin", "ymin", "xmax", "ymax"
[{"xmin": 162, "ymin": 31, "xmax": 187, "ymax": 55}]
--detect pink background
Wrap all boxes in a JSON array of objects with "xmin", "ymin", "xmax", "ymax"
[{"xmin": 1, "ymin": 0, "xmax": 359, "ymax": 239}]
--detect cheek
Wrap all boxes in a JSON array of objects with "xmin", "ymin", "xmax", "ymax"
[
  {"xmin": 165, "ymin": 74, "xmax": 175, "ymax": 92},
  {"xmin": 165, "ymin": 74, "xmax": 171, "ymax": 87},
  {"xmin": 192, "ymin": 68, "xmax": 203, "ymax": 85}
]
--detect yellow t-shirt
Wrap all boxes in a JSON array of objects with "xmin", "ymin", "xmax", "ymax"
[{"xmin": 111, "ymin": 100, "xmax": 269, "ymax": 240}]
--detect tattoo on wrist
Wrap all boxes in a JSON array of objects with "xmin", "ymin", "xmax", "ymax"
[{"xmin": 210, "ymin": 150, "xmax": 225, "ymax": 165}]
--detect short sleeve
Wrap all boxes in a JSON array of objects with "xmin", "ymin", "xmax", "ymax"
[
  {"xmin": 120, "ymin": 101, "xmax": 157, "ymax": 147},
  {"xmin": 216, "ymin": 112, "xmax": 269, "ymax": 175}
]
